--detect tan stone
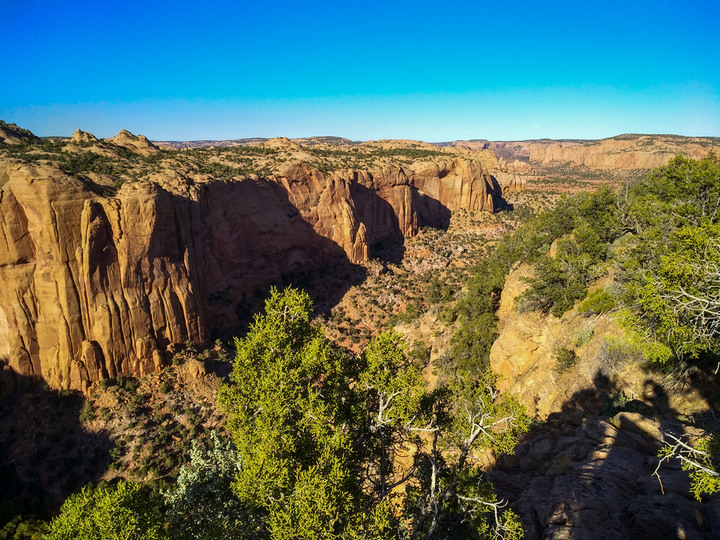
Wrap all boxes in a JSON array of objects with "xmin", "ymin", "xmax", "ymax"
[
  {"xmin": 529, "ymin": 135, "xmax": 720, "ymax": 170},
  {"xmin": 71, "ymin": 129, "xmax": 98, "ymax": 144},
  {"xmin": 0, "ymin": 153, "xmax": 499, "ymax": 389},
  {"xmin": 107, "ymin": 129, "xmax": 159, "ymax": 155}
]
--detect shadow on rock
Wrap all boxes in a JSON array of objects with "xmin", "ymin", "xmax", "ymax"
[
  {"xmin": 0, "ymin": 372, "xmax": 112, "ymax": 528},
  {"xmin": 489, "ymin": 370, "xmax": 720, "ymax": 539}
]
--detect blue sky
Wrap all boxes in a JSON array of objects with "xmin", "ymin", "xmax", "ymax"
[{"xmin": 2, "ymin": 0, "xmax": 719, "ymax": 141}]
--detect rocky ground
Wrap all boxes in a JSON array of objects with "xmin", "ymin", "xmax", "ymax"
[{"xmin": 491, "ymin": 410, "xmax": 720, "ymax": 539}]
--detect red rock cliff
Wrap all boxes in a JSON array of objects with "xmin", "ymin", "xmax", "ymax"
[{"xmin": 0, "ymin": 156, "xmax": 498, "ymax": 389}]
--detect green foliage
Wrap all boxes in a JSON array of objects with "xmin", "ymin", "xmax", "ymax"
[
  {"xmin": 44, "ymin": 481, "xmax": 166, "ymax": 539},
  {"xmin": 218, "ymin": 287, "xmax": 527, "ymax": 539},
  {"xmin": 602, "ymin": 391, "xmax": 636, "ymax": 416},
  {"xmin": 553, "ymin": 347, "xmax": 578, "ymax": 374},
  {"xmin": 617, "ymin": 156, "xmax": 720, "ymax": 366},
  {"xmin": 686, "ymin": 435, "xmax": 720, "ymax": 500},
  {"xmin": 78, "ymin": 400, "xmax": 95, "ymax": 423},
  {"xmin": 163, "ymin": 431, "xmax": 259, "ymax": 539},
  {"xmin": 578, "ymin": 288, "xmax": 615, "ymax": 314},
  {"xmin": 0, "ymin": 514, "xmax": 49, "ymax": 540},
  {"xmin": 58, "ymin": 151, "xmax": 126, "ymax": 176},
  {"xmin": 218, "ymin": 287, "xmax": 363, "ymax": 538},
  {"xmin": 657, "ymin": 433, "xmax": 720, "ymax": 501},
  {"xmin": 519, "ymin": 253, "xmax": 590, "ymax": 317}
]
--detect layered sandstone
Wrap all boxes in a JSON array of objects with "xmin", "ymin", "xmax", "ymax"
[
  {"xmin": 529, "ymin": 135, "xmax": 720, "ymax": 170},
  {"xmin": 0, "ymin": 151, "xmax": 499, "ymax": 390},
  {"xmin": 454, "ymin": 135, "xmax": 720, "ymax": 172}
]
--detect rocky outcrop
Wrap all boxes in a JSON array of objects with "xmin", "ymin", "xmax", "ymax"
[
  {"xmin": 489, "ymin": 264, "xmax": 710, "ymax": 418},
  {"xmin": 0, "ymin": 123, "xmax": 40, "ymax": 146},
  {"xmin": 0, "ymin": 154, "xmax": 500, "ymax": 390},
  {"xmin": 107, "ymin": 129, "xmax": 159, "ymax": 155},
  {"xmin": 488, "ymin": 263, "xmax": 717, "ymax": 538},
  {"xmin": 490, "ymin": 412, "xmax": 717, "ymax": 539},
  {"xmin": 530, "ymin": 135, "xmax": 720, "ymax": 170},
  {"xmin": 71, "ymin": 129, "xmax": 98, "ymax": 144}
]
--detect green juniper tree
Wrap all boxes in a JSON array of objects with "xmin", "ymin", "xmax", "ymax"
[{"xmin": 219, "ymin": 287, "xmax": 528, "ymax": 539}]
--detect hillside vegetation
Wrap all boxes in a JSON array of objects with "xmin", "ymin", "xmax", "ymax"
[
  {"xmin": 2, "ymin": 139, "xmax": 719, "ymax": 537},
  {"xmin": 451, "ymin": 153, "xmax": 720, "ymax": 376}
]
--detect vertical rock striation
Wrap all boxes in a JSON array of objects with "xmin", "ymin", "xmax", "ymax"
[{"xmin": 0, "ymin": 156, "xmax": 499, "ymax": 389}]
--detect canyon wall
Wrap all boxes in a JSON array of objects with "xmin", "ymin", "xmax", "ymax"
[
  {"xmin": 528, "ymin": 135, "xmax": 720, "ymax": 170},
  {"xmin": 453, "ymin": 135, "xmax": 720, "ymax": 172},
  {"xmin": 0, "ymin": 157, "xmax": 498, "ymax": 390}
]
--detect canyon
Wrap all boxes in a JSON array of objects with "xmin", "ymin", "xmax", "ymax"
[
  {"xmin": 1, "ymin": 124, "xmax": 718, "ymax": 393},
  {"xmin": 2, "ymin": 122, "xmax": 719, "ymax": 538},
  {"xmin": 0, "ymin": 127, "xmax": 501, "ymax": 390}
]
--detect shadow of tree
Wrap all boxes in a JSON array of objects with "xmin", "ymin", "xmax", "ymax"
[{"xmin": 489, "ymin": 370, "xmax": 719, "ymax": 539}]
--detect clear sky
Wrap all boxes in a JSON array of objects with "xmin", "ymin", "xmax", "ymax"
[{"xmin": 2, "ymin": 0, "xmax": 719, "ymax": 141}]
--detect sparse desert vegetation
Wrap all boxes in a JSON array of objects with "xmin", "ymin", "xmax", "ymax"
[{"xmin": 1, "ymin": 123, "xmax": 719, "ymax": 538}]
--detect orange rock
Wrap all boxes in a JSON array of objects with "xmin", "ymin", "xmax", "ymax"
[{"xmin": 0, "ymin": 155, "xmax": 500, "ymax": 389}]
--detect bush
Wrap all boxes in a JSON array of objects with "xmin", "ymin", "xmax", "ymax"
[
  {"xmin": 45, "ymin": 481, "xmax": 166, "ymax": 539},
  {"xmin": 79, "ymin": 400, "xmax": 96, "ymax": 423},
  {"xmin": 572, "ymin": 328, "xmax": 594, "ymax": 348},
  {"xmin": 579, "ymin": 288, "xmax": 615, "ymax": 314},
  {"xmin": 597, "ymin": 337, "xmax": 644, "ymax": 376},
  {"xmin": 554, "ymin": 347, "xmax": 578, "ymax": 374}
]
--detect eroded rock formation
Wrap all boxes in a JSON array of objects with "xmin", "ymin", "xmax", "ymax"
[
  {"xmin": 528, "ymin": 135, "xmax": 720, "ymax": 170},
  {"xmin": 0, "ymin": 154, "xmax": 499, "ymax": 390}
]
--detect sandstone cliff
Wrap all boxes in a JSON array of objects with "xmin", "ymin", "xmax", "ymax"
[
  {"xmin": 489, "ymin": 264, "xmax": 709, "ymax": 418},
  {"xmin": 488, "ymin": 263, "xmax": 716, "ymax": 538},
  {"xmin": 529, "ymin": 135, "xmax": 720, "ymax": 170},
  {"xmin": 0, "ymin": 147, "xmax": 500, "ymax": 390},
  {"xmin": 454, "ymin": 135, "xmax": 720, "ymax": 172}
]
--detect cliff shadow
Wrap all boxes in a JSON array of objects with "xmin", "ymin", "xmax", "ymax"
[
  {"xmin": 489, "ymin": 174, "xmax": 513, "ymax": 211},
  {"xmin": 127, "ymin": 175, "xmax": 461, "ymax": 345},
  {"xmin": 411, "ymin": 189, "xmax": 452, "ymax": 230},
  {"xmin": 0, "ymin": 371, "xmax": 112, "ymax": 528},
  {"xmin": 348, "ymin": 182, "xmax": 406, "ymax": 264},
  {"xmin": 148, "ymin": 180, "xmax": 370, "ymax": 340},
  {"xmin": 489, "ymin": 371, "xmax": 718, "ymax": 539}
]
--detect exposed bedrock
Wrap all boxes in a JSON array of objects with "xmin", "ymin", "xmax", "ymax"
[{"xmin": 0, "ymin": 157, "xmax": 500, "ymax": 389}]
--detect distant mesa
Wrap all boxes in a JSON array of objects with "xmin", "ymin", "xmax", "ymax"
[
  {"xmin": 71, "ymin": 128, "xmax": 98, "ymax": 144},
  {"xmin": 107, "ymin": 129, "xmax": 159, "ymax": 155}
]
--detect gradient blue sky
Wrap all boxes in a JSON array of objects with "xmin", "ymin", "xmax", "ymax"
[{"xmin": 2, "ymin": 0, "xmax": 719, "ymax": 141}]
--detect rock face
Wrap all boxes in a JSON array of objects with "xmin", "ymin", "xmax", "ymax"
[
  {"xmin": 0, "ymin": 155, "xmax": 500, "ymax": 390},
  {"xmin": 529, "ymin": 135, "xmax": 718, "ymax": 170},
  {"xmin": 107, "ymin": 130, "xmax": 159, "ymax": 155},
  {"xmin": 454, "ymin": 135, "xmax": 720, "ymax": 172},
  {"xmin": 489, "ymin": 264, "xmax": 709, "ymax": 419},
  {"xmin": 71, "ymin": 129, "xmax": 98, "ymax": 144},
  {"xmin": 490, "ymin": 412, "xmax": 717, "ymax": 539},
  {"xmin": 528, "ymin": 135, "xmax": 719, "ymax": 170}
]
